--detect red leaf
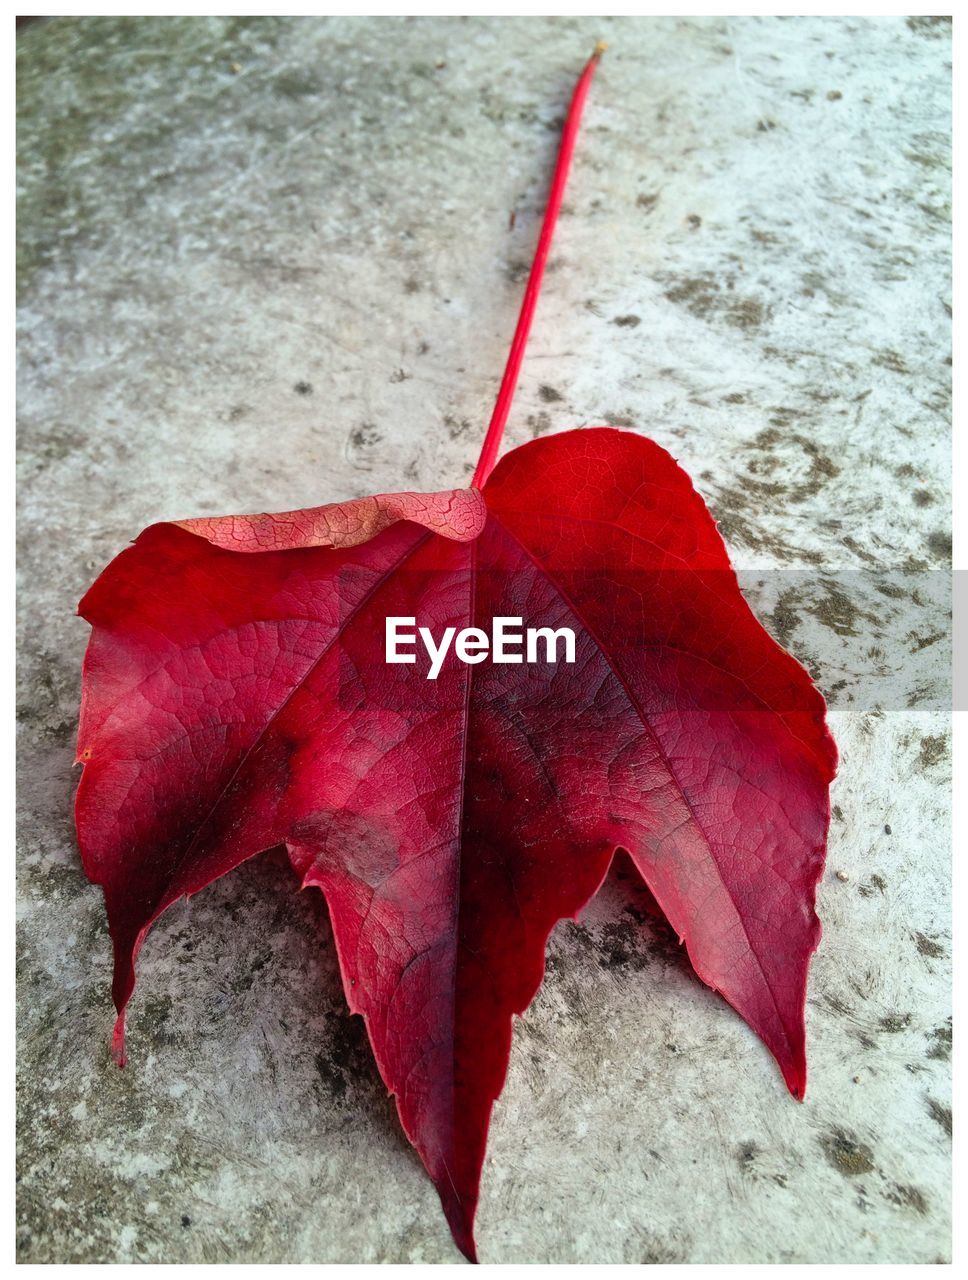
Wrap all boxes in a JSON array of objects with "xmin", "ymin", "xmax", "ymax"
[
  {"xmin": 76, "ymin": 428, "xmax": 835, "ymax": 1259},
  {"xmin": 73, "ymin": 46, "xmax": 836, "ymax": 1260}
]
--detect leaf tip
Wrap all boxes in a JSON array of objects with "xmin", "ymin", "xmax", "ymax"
[
  {"xmin": 780, "ymin": 1050, "xmax": 807, "ymax": 1102},
  {"xmin": 441, "ymin": 1191, "xmax": 479, "ymax": 1263},
  {"xmin": 452, "ymin": 1223, "xmax": 479, "ymax": 1264}
]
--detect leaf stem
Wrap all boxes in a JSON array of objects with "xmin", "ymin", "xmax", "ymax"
[{"xmin": 471, "ymin": 43, "xmax": 606, "ymax": 489}]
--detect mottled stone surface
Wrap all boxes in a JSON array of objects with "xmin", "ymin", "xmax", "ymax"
[{"xmin": 17, "ymin": 15, "xmax": 950, "ymax": 1264}]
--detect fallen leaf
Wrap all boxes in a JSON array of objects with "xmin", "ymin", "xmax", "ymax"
[
  {"xmin": 73, "ymin": 46, "xmax": 836, "ymax": 1261},
  {"xmin": 76, "ymin": 427, "xmax": 835, "ymax": 1259}
]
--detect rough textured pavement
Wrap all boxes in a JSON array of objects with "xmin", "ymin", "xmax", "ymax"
[{"xmin": 17, "ymin": 15, "xmax": 951, "ymax": 1264}]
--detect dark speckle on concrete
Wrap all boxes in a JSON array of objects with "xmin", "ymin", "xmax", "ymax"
[
  {"xmin": 879, "ymin": 1013, "xmax": 913, "ymax": 1034},
  {"xmin": 918, "ymin": 734, "xmax": 949, "ymax": 770},
  {"xmin": 913, "ymin": 932, "xmax": 945, "ymax": 959},
  {"xmin": 820, "ymin": 1129, "xmax": 876, "ymax": 1177},
  {"xmin": 927, "ymin": 530, "xmax": 951, "ymax": 561},
  {"xmin": 925, "ymin": 1098, "xmax": 951, "ymax": 1137},
  {"xmin": 907, "ymin": 16, "xmax": 951, "ymax": 37},
  {"xmin": 926, "ymin": 1021, "xmax": 952, "ymax": 1061},
  {"xmin": 808, "ymin": 582, "xmax": 865, "ymax": 636},
  {"xmin": 770, "ymin": 591, "xmax": 800, "ymax": 647},
  {"xmin": 662, "ymin": 272, "xmax": 769, "ymax": 329},
  {"xmin": 872, "ymin": 349, "xmax": 909, "ymax": 374},
  {"xmin": 858, "ymin": 873, "xmax": 888, "ymax": 898},
  {"xmin": 883, "ymin": 1182, "xmax": 929, "ymax": 1215}
]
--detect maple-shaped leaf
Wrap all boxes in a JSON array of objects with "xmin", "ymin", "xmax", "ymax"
[
  {"xmin": 76, "ymin": 428, "xmax": 835, "ymax": 1259},
  {"xmin": 73, "ymin": 49, "xmax": 836, "ymax": 1261}
]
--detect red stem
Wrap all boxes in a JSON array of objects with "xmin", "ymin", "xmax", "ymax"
[{"xmin": 471, "ymin": 43, "xmax": 605, "ymax": 489}]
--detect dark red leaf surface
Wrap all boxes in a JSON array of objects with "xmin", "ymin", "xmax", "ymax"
[{"xmin": 75, "ymin": 427, "xmax": 836, "ymax": 1259}]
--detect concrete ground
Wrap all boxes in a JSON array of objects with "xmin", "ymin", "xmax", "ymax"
[{"xmin": 17, "ymin": 15, "xmax": 950, "ymax": 1264}]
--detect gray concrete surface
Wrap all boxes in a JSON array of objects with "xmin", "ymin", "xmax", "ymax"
[{"xmin": 17, "ymin": 15, "xmax": 951, "ymax": 1264}]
